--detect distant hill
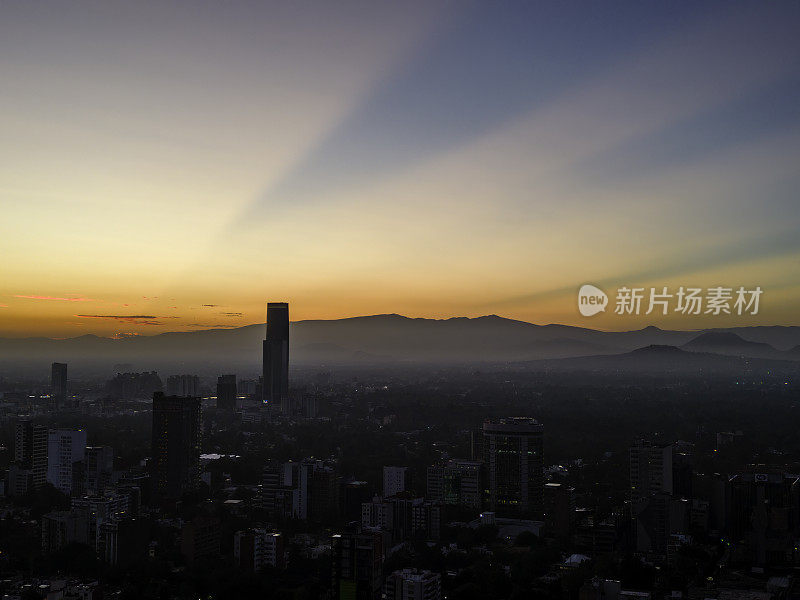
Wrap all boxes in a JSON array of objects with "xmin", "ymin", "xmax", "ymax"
[
  {"xmin": 681, "ymin": 331, "xmax": 783, "ymax": 359},
  {"xmin": 529, "ymin": 344, "xmax": 800, "ymax": 375},
  {"xmin": 0, "ymin": 314, "xmax": 799, "ymax": 376}
]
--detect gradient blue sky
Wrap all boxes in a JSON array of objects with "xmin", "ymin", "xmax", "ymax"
[{"xmin": 1, "ymin": 1, "xmax": 799, "ymax": 336}]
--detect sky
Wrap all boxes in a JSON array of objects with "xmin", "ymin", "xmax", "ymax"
[{"xmin": 1, "ymin": 1, "xmax": 800, "ymax": 337}]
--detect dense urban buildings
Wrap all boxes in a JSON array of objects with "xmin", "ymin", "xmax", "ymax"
[
  {"xmin": 384, "ymin": 569, "xmax": 442, "ymax": 600},
  {"xmin": 166, "ymin": 374, "xmax": 200, "ymax": 397},
  {"xmin": 262, "ymin": 302, "xmax": 289, "ymax": 412},
  {"xmin": 1, "ymin": 307, "xmax": 799, "ymax": 600}
]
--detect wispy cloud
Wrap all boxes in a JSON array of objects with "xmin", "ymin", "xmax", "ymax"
[
  {"xmin": 76, "ymin": 314, "xmax": 179, "ymax": 325},
  {"xmin": 220, "ymin": 312, "xmax": 243, "ymax": 317},
  {"xmin": 15, "ymin": 294, "xmax": 95, "ymax": 302}
]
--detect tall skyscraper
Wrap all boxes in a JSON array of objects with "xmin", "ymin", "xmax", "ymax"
[
  {"xmin": 151, "ymin": 393, "xmax": 201, "ymax": 503},
  {"xmin": 262, "ymin": 302, "xmax": 289, "ymax": 412},
  {"xmin": 629, "ymin": 439, "xmax": 673, "ymax": 505},
  {"xmin": 216, "ymin": 374, "xmax": 237, "ymax": 411},
  {"xmin": 483, "ymin": 417, "xmax": 544, "ymax": 517},
  {"xmin": 51, "ymin": 362, "xmax": 68, "ymax": 409},
  {"xmin": 46, "ymin": 429, "xmax": 87, "ymax": 495},
  {"xmin": 13, "ymin": 420, "xmax": 48, "ymax": 490}
]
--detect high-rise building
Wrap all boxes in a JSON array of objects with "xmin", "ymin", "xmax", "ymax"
[
  {"xmin": 470, "ymin": 426, "xmax": 484, "ymax": 462},
  {"xmin": 181, "ymin": 515, "xmax": 221, "ymax": 566},
  {"xmin": 331, "ymin": 529, "xmax": 384, "ymax": 600},
  {"xmin": 151, "ymin": 393, "xmax": 201, "ymax": 503},
  {"xmin": 165, "ymin": 374, "xmax": 199, "ymax": 397},
  {"xmin": 343, "ymin": 480, "xmax": 372, "ymax": 521},
  {"xmin": 362, "ymin": 493, "xmax": 440, "ymax": 542},
  {"xmin": 14, "ymin": 420, "xmax": 48, "ymax": 490},
  {"xmin": 310, "ymin": 464, "xmax": 340, "ymax": 523},
  {"xmin": 262, "ymin": 302, "xmax": 289, "ymax": 412},
  {"xmin": 427, "ymin": 459, "xmax": 482, "ymax": 509},
  {"xmin": 101, "ymin": 516, "xmax": 150, "ymax": 566},
  {"xmin": 383, "ymin": 466, "xmax": 410, "ymax": 498},
  {"xmin": 672, "ymin": 441, "xmax": 694, "ymax": 499},
  {"xmin": 216, "ymin": 374, "xmax": 237, "ymax": 411},
  {"xmin": 482, "ymin": 417, "xmax": 544, "ymax": 517},
  {"xmin": 544, "ymin": 482, "xmax": 576, "ymax": 543},
  {"xmin": 384, "ymin": 569, "xmax": 442, "ymax": 600},
  {"xmin": 362, "ymin": 496, "xmax": 394, "ymax": 531},
  {"xmin": 727, "ymin": 472, "xmax": 800, "ymax": 567},
  {"xmin": 41, "ymin": 510, "xmax": 89, "ymax": 553},
  {"xmin": 72, "ymin": 487, "xmax": 139, "ymax": 552},
  {"xmin": 51, "ymin": 362, "xmax": 68, "ymax": 409},
  {"xmin": 234, "ymin": 529, "xmax": 285, "ymax": 571},
  {"xmin": 410, "ymin": 501, "xmax": 441, "ymax": 541},
  {"xmin": 629, "ymin": 439, "xmax": 673, "ymax": 505},
  {"xmin": 85, "ymin": 446, "xmax": 114, "ymax": 496},
  {"xmin": 632, "ymin": 491, "xmax": 673, "ymax": 558},
  {"xmin": 46, "ymin": 429, "xmax": 87, "ymax": 495}
]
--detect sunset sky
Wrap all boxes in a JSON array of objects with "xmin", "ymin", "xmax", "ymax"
[{"xmin": 2, "ymin": 1, "xmax": 800, "ymax": 337}]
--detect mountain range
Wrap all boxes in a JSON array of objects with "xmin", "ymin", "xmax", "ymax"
[{"xmin": 1, "ymin": 314, "xmax": 799, "ymax": 376}]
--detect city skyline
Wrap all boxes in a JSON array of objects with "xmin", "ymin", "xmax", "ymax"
[
  {"xmin": 2, "ymin": 3, "xmax": 800, "ymax": 598},
  {"xmin": 2, "ymin": 1, "xmax": 800, "ymax": 337}
]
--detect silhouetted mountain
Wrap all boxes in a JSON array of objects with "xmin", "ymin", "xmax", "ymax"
[
  {"xmin": 681, "ymin": 331, "xmax": 782, "ymax": 359},
  {"xmin": 530, "ymin": 344, "xmax": 800, "ymax": 375},
  {"xmin": 1, "ymin": 314, "xmax": 799, "ymax": 376}
]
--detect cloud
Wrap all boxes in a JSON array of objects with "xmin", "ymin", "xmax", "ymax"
[
  {"xmin": 0, "ymin": 303, "xmax": 7, "ymax": 308},
  {"xmin": 14, "ymin": 294, "xmax": 95, "ymax": 301},
  {"xmin": 220, "ymin": 312, "xmax": 243, "ymax": 317},
  {"xmin": 80, "ymin": 314, "xmax": 158, "ymax": 319},
  {"xmin": 202, "ymin": 304, "xmax": 220, "ymax": 307},
  {"xmin": 76, "ymin": 314, "xmax": 179, "ymax": 325}
]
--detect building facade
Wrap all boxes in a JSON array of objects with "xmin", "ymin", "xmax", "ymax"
[
  {"xmin": 263, "ymin": 302, "xmax": 289, "ymax": 412},
  {"xmin": 151, "ymin": 393, "xmax": 201, "ymax": 503},
  {"xmin": 483, "ymin": 418, "xmax": 544, "ymax": 517},
  {"xmin": 46, "ymin": 429, "xmax": 87, "ymax": 495}
]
